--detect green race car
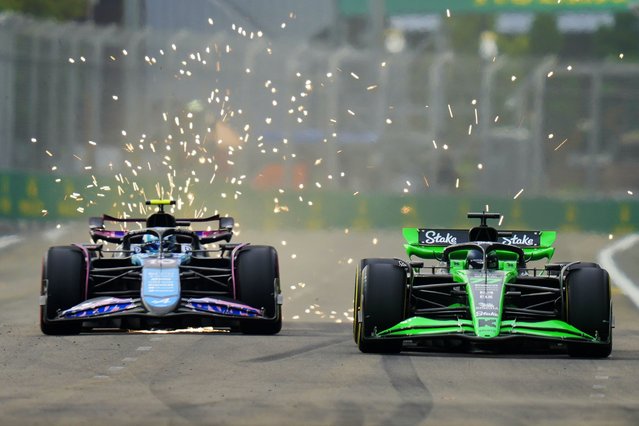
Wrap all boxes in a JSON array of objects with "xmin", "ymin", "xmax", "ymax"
[{"xmin": 353, "ymin": 211, "xmax": 612, "ymax": 357}]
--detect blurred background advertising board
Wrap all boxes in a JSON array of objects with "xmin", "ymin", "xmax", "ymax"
[{"xmin": 0, "ymin": 0, "xmax": 637, "ymax": 231}]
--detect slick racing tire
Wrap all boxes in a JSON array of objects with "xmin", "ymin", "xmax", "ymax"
[
  {"xmin": 565, "ymin": 266, "xmax": 612, "ymax": 358},
  {"xmin": 357, "ymin": 261, "xmax": 406, "ymax": 354},
  {"xmin": 40, "ymin": 246, "xmax": 84, "ymax": 335},
  {"xmin": 237, "ymin": 245, "xmax": 282, "ymax": 335},
  {"xmin": 353, "ymin": 258, "xmax": 400, "ymax": 343}
]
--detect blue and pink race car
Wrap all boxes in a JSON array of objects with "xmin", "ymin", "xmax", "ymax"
[{"xmin": 39, "ymin": 200, "xmax": 282, "ymax": 334}]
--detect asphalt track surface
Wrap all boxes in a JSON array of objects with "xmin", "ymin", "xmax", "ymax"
[{"xmin": 1, "ymin": 225, "xmax": 638, "ymax": 425}]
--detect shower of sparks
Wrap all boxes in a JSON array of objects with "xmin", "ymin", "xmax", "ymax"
[
  {"xmin": 39, "ymin": 12, "xmax": 571, "ymax": 326},
  {"xmin": 554, "ymin": 139, "xmax": 568, "ymax": 151}
]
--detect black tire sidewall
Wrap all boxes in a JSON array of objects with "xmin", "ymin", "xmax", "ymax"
[
  {"xmin": 354, "ymin": 258, "xmax": 400, "ymax": 343},
  {"xmin": 361, "ymin": 262, "xmax": 406, "ymax": 341},
  {"xmin": 237, "ymin": 245, "xmax": 279, "ymax": 317},
  {"xmin": 41, "ymin": 246, "xmax": 85, "ymax": 334},
  {"xmin": 566, "ymin": 267, "xmax": 611, "ymax": 342},
  {"xmin": 236, "ymin": 245, "xmax": 281, "ymax": 334}
]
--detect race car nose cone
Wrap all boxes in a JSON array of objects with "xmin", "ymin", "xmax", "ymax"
[{"xmin": 141, "ymin": 258, "xmax": 181, "ymax": 316}]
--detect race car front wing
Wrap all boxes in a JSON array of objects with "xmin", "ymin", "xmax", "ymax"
[
  {"xmin": 373, "ymin": 316, "xmax": 600, "ymax": 342},
  {"xmin": 44, "ymin": 296, "xmax": 269, "ymax": 320}
]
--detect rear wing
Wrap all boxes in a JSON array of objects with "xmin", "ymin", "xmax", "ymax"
[
  {"xmin": 89, "ymin": 214, "xmax": 234, "ymax": 244},
  {"xmin": 403, "ymin": 228, "xmax": 556, "ymax": 261}
]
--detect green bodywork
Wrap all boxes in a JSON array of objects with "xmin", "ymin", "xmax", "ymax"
[
  {"xmin": 371, "ymin": 228, "xmax": 598, "ymax": 343},
  {"xmin": 378, "ymin": 317, "xmax": 594, "ymax": 340},
  {"xmin": 402, "ymin": 228, "xmax": 557, "ymax": 262}
]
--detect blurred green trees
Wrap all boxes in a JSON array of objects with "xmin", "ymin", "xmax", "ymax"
[
  {"xmin": 595, "ymin": 13, "xmax": 639, "ymax": 59},
  {"xmin": 1, "ymin": 1, "xmax": 638, "ymax": 60},
  {"xmin": 444, "ymin": 12, "xmax": 639, "ymax": 59},
  {"xmin": 0, "ymin": 0, "xmax": 87, "ymax": 21}
]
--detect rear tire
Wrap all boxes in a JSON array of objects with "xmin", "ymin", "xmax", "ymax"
[
  {"xmin": 40, "ymin": 246, "xmax": 84, "ymax": 335},
  {"xmin": 565, "ymin": 267, "xmax": 612, "ymax": 358},
  {"xmin": 237, "ymin": 245, "xmax": 282, "ymax": 335},
  {"xmin": 357, "ymin": 261, "xmax": 406, "ymax": 354}
]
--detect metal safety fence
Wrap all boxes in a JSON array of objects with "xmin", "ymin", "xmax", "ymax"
[{"xmin": 1, "ymin": 13, "xmax": 638, "ymax": 203}]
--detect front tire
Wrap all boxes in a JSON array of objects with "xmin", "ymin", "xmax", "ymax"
[
  {"xmin": 565, "ymin": 267, "xmax": 612, "ymax": 358},
  {"xmin": 40, "ymin": 246, "xmax": 84, "ymax": 335},
  {"xmin": 353, "ymin": 258, "xmax": 399, "ymax": 343},
  {"xmin": 357, "ymin": 261, "xmax": 406, "ymax": 353},
  {"xmin": 236, "ymin": 245, "xmax": 282, "ymax": 335}
]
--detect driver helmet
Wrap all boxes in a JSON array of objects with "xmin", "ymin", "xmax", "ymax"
[
  {"xmin": 143, "ymin": 234, "xmax": 160, "ymax": 253},
  {"xmin": 466, "ymin": 249, "xmax": 484, "ymax": 269}
]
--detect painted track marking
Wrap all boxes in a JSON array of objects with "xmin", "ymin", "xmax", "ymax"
[
  {"xmin": 598, "ymin": 233, "xmax": 639, "ymax": 309},
  {"xmin": 0, "ymin": 235, "xmax": 21, "ymax": 250}
]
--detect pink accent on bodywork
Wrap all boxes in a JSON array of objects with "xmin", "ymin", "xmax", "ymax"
[
  {"xmin": 72, "ymin": 244, "xmax": 91, "ymax": 300},
  {"xmin": 230, "ymin": 243, "xmax": 249, "ymax": 299},
  {"xmin": 92, "ymin": 230, "xmax": 125, "ymax": 241},
  {"xmin": 196, "ymin": 230, "xmax": 222, "ymax": 238}
]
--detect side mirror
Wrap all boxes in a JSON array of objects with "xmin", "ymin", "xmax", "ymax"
[{"xmin": 219, "ymin": 216, "xmax": 234, "ymax": 231}]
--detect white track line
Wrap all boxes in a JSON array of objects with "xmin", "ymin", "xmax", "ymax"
[
  {"xmin": 598, "ymin": 233, "xmax": 639, "ymax": 309},
  {"xmin": 0, "ymin": 235, "xmax": 21, "ymax": 250}
]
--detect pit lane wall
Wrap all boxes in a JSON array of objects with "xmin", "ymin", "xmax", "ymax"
[{"xmin": 0, "ymin": 171, "xmax": 636, "ymax": 234}]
